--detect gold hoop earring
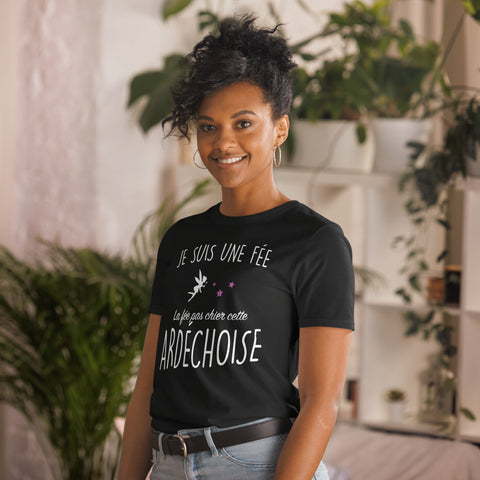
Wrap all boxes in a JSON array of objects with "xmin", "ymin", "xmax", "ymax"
[
  {"xmin": 193, "ymin": 149, "xmax": 207, "ymax": 169},
  {"xmin": 273, "ymin": 146, "xmax": 282, "ymax": 168}
]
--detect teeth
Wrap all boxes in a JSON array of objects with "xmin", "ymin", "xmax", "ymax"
[{"xmin": 216, "ymin": 156, "xmax": 244, "ymax": 164}]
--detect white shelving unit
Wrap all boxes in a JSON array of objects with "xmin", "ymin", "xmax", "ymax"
[
  {"xmin": 457, "ymin": 186, "xmax": 480, "ymax": 442},
  {"xmin": 177, "ymin": 163, "xmax": 480, "ymax": 443}
]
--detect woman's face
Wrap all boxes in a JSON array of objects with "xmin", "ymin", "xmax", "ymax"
[{"xmin": 196, "ymin": 81, "xmax": 288, "ymax": 191}]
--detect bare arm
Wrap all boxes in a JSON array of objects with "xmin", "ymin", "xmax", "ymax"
[
  {"xmin": 117, "ymin": 314, "xmax": 161, "ymax": 480},
  {"xmin": 273, "ymin": 326, "xmax": 352, "ymax": 480}
]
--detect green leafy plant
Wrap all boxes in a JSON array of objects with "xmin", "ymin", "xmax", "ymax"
[
  {"xmin": 288, "ymin": 0, "xmax": 441, "ymax": 153},
  {"xmin": 0, "ymin": 180, "xmax": 210, "ymax": 480},
  {"xmin": 292, "ymin": 60, "xmax": 361, "ymax": 122},
  {"xmin": 0, "ymin": 245, "xmax": 150, "ymax": 480},
  {"xmin": 127, "ymin": 53, "xmax": 189, "ymax": 133},
  {"xmin": 391, "ymin": 97, "xmax": 480, "ymax": 424},
  {"xmin": 320, "ymin": 0, "xmax": 441, "ymax": 119},
  {"xmin": 127, "ymin": 2, "xmax": 220, "ymax": 134},
  {"xmin": 291, "ymin": 59, "xmax": 369, "ymax": 144},
  {"xmin": 462, "ymin": 0, "xmax": 480, "ymax": 20},
  {"xmin": 385, "ymin": 388, "xmax": 407, "ymax": 402},
  {"xmin": 395, "ymin": 96, "xmax": 480, "ymax": 313},
  {"xmin": 389, "ymin": 0, "xmax": 480, "ymax": 426}
]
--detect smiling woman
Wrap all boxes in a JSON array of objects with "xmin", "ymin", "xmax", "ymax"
[
  {"xmin": 117, "ymin": 15, "xmax": 354, "ymax": 480},
  {"xmin": 195, "ymin": 82, "xmax": 289, "ymax": 200}
]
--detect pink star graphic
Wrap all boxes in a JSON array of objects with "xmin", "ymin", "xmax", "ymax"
[
  {"xmin": 213, "ymin": 282, "xmax": 216, "ymax": 286},
  {"xmin": 216, "ymin": 289, "xmax": 223, "ymax": 297},
  {"xmin": 228, "ymin": 281, "xmax": 235, "ymax": 288}
]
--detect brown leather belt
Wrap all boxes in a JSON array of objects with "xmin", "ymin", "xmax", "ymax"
[{"xmin": 152, "ymin": 418, "xmax": 292, "ymax": 457}]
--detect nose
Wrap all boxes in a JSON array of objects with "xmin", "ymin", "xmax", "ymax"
[{"xmin": 213, "ymin": 126, "xmax": 237, "ymax": 151}]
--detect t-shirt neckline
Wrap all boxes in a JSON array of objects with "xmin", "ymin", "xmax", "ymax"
[{"xmin": 210, "ymin": 200, "xmax": 299, "ymax": 225}]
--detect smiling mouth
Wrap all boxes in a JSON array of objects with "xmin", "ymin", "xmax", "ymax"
[{"xmin": 213, "ymin": 155, "xmax": 247, "ymax": 165}]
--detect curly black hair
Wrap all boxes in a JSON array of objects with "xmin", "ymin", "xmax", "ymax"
[{"xmin": 163, "ymin": 15, "xmax": 297, "ymax": 139}]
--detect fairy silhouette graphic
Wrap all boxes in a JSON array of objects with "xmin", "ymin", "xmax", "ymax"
[{"xmin": 188, "ymin": 269, "xmax": 207, "ymax": 302}]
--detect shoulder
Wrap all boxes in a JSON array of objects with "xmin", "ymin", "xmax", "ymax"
[
  {"xmin": 154, "ymin": 204, "xmax": 216, "ymax": 257},
  {"xmin": 286, "ymin": 201, "xmax": 350, "ymax": 249},
  {"xmin": 163, "ymin": 204, "xmax": 217, "ymax": 236}
]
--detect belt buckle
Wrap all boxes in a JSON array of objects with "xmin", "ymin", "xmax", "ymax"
[{"xmin": 173, "ymin": 434, "xmax": 188, "ymax": 457}]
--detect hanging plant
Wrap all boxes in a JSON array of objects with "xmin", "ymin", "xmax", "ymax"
[{"xmin": 392, "ymin": 96, "xmax": 480, "ymax": 424}]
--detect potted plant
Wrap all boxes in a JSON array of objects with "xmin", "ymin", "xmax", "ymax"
[
  {"xmin": 418, "ymin": 353, "xmax": 457, "ymax": 426},
  {"xmin": 0, "ymin": 181, "xmax": 209, "ymax": 480},
  {"xmin": 385, "ymin": 388, "xmax": 407, "ymax": 423},
  {"xmin": 290, "ymin": 57, "xmax": 375, "ymax": 172},
  {"xmin": 320, "ymin": 0, "xmax": 441, "ymax": 173}
]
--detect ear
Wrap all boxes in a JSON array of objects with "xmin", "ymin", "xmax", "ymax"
[{"xmin": 274, "ymin": 114, "xmax": 290, "ymax": 147}]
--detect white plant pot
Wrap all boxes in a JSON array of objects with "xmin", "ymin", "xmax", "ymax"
[
  {"xmin": 371, "ymin": 118, "xmax": 433, "ymax": 174},
  {"xmin": 466, "ymin": 143, "xmax": 480, "ymax": 177},
  {"xmin": 291, "ymin": 120, "xmax": 375, "ymax": 172},
  {"xmin": 387, "ymin": 401, "xmax": 406, "ymax": 423}
]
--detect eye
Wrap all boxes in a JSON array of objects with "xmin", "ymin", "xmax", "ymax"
[
  {"xmin": 199, "ymin": 123, "xmax": 215, "ymax": 133},
  {"xmin": 237, "ymin": 120, "xmax": 251, "ymax": 129}
]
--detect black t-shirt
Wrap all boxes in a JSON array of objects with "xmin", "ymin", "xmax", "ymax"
[{"xmin": 148, "ymin": 200, "xmax": 354, "ymax": 433}]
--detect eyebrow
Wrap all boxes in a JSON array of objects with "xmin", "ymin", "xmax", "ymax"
[
  {"xmin": 197, "ymin": 110, "xmax": 259, "ymax": 122},
  {"xmin": 231, "ymin": 110, "xmax": 258, "ymax": 119}
]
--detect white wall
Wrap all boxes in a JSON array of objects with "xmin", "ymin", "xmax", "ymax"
[
  {"xmin": 0, "ymin": 0, "xmax": 20, "ymax": 478},
  {"xmin": 0, "ymin": 0, "xmax": 19, "ymax": 251}
]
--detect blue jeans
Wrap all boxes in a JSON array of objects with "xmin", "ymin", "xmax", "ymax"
[{"xmin": 150, "ymin": 418, "xmax": 330, "ymax": 480}]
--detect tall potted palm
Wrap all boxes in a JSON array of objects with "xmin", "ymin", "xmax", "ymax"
[{"xmin": 0, "ymin": 181, "xmax": 209, "ymax": 480}]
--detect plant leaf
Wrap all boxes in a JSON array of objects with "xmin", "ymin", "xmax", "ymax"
[
  {"xmin": 409, "ymin": 274, "xmax": 421, "ymax": 292},
  {"xmin": 398, "ymin": 19, "xmax": 414, "ymax": 41},
  {"xmin": 127, "ymin": 71, "xmax": 165, "ymax": 107},
  {"xmin": 439, "ymin": 73, "xmax": 453, "ymax": 98},
  {"xmin": 198, "ymin": 10, "xmax": 219, "ymax": 31},
  {"xmin": 437, "ymin": 218, "xmax": 451, "ymax": 230},
  {"xmin": 356, "ymin": 122, "xmax": 367, "ymax": 144},
  {"xmin": 296, "ymin": 0, "xmax": 316, "ymax": 15},
  {"xmin": 461, "ymin": 0, "xmax": 480, "ymax": 21},
  {"xmin": 162, "ymin": 0, "xmax": 194, "ymax": 20},
  {"xmin": 460, "ymin": 407, "xmax": 477, "ymax": 421},
  {"xmin": 128, "ymin": 54, "xmax": 187, "ymax": 133},
  {"xmin": 437, "ymin": 249, "xmax": 448, "ymax": 262}
]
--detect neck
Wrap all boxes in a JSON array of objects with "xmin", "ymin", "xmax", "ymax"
[{"xmin": 219, "ymin": 182, "xmax": 290, "ymax": 217}]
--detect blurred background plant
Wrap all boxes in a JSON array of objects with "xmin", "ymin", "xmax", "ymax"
[
  {"xmin": 0, "ymin": 180, "xmax": 209, "ymax": 480},
  {"xmin": 319, "ymin": 0, "xmax": 441, "ymax": 119},
  {"xmin": 389, "ymin": 0, "xmax": 479, "ymax": 424}
]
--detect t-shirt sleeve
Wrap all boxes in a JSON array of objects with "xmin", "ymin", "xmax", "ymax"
[
  {"xmin": 148, "ymin": 230, "xmax": 171, "ymax": 316},
  {"xmin": 292, "ymin": 223, "xmax": 355, "ymax": 330}
]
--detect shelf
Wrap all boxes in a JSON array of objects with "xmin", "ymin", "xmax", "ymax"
[
  {"xmin": 455, "ymin": 176, "xmax": 480, "ymax": 191},
  {"xmin": 179, "ymin": 162, "xmax": 480, "ymax": 191},
  {"xmin": 362, "ymin": 299, "xmax": 461, "ymax": 316},
  {"xmin": 275, "ymin": 166, "xmax": 398, "ymax": 188}
]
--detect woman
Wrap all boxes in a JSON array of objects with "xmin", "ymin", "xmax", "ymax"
[{"xmin": 117, "ymin": 15, "xmax": 354, "ymax": 480}]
